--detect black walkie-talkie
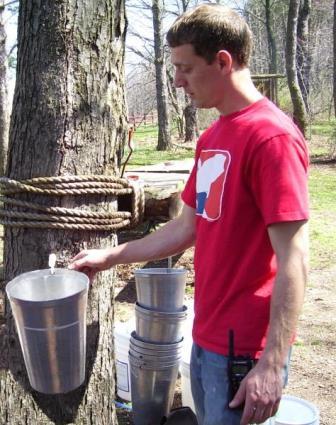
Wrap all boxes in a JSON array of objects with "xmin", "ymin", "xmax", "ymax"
[{"xmin": 228, "ymin": 329, "xmax": 255, "ymax": 408}]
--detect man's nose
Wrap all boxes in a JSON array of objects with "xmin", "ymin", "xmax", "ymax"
[{"xmin": 174, "ymin": 70, "xmax": 186, "ymax": 88}]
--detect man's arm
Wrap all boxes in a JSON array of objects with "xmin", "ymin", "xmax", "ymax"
[
  {"xmin": 229, "ymin": 220, "xmax": 309, "ymax": 425},
  {"xmin": 69, "ymin": 203, "xmax": 196, "ymax": 280}
]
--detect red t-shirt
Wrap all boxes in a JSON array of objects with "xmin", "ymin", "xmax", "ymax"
[{"xmin": 182, "ymin": 98, "xmax": 309, "ymax": 358}]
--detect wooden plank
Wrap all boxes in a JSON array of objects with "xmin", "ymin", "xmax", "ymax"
[
  {"xmin": 128, "ymin": 159, "xmax": 194, "ymax": 174},
  {"xmin": 125, "ymin": 171, "xmax": 189, "ymax": 189}
]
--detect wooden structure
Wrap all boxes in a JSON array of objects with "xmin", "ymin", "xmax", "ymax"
[
  {"xmin": 252, "ymin": 74, "xmax": 285, "ymax": 106},
  {"xmin": 121, "ymin": 159, "xmax": 194, "ymax": 221}
]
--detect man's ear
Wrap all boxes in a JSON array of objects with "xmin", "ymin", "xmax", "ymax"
[{"xmin": 216, "ymin": 50, "xmax": 232, "ymax": 74}]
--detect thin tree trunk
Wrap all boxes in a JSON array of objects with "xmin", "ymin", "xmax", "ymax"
[
  {"xmin": 152, "ymin": 0, "xmax": 171, "ymax": 151},
  {"xmin": 297, "ymin": 0, "xmax": 311, "ymax": 113},
  {"xmin": 184, "ymin": 101, "xmax": 198, "ymax": 143},
  {"xmin": 265, "ymin": 0, "xmax": 277, "ymax": 74},
  {"xmin": 167, "ymin": 67, "xmax": 184, "ymax": 139},
  {"xmin": 334, "ymin": 0, "xmax": 336, "ymax": 117},
  {"xmin": 286, "ymin": 0, "xmax": 307, "ymax": 135},
  {"xmin": 0, "ymin": 0, "xmax": 127, "ymax": 423},
  {"xmin": 0, "ymin": 1, "xmax": 8, "ymax": 176}
]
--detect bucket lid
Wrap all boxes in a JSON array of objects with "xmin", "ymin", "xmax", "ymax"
[{"xmin": 274, "ymin": 395, "xmax": 319, "ymax": 424}]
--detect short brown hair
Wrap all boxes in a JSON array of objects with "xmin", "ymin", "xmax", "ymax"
[{"xmin": 166, "ymin": 4, "xmax": 252, "ymax": 66}]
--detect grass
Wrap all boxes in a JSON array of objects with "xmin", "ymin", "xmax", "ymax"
[
  {"xmin": 124, "ymin": 125, "xmax": 195, "ymax": 167},
  {"xmin": 308, "ymin": 165, "xmax": 336, "ymax": 270},
  {"xmin": 132, "ymin": 125, "xmax": 158, "ymax": 141},
  {"xmin": 310, "ymin": 120, "xmax": 335, "ymax": 138}
]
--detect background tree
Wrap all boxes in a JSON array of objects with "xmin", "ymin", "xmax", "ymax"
[
  {"xmin": 297, "ymin": 0, "xmax": 312, "ymax": 113},
  {"xmin": 334, "ymin": 0, "xmax": 336, "ymax": 116},
  {"xmin": 0, "ymin": 0, "xmax": 7, "ymax": 176},
  {"xmin": 152, "ymin": 0, "xmax": 172, "ymax": 150},
  {"xmin": 126, "ymin": 0, "xmax": 199, "ymax": 145},
  {"xmin": 183, "ymin": 99, "xmax": 198, "ymax": 143},
  {"xmin": 265, "ymin": 0, "xmax": 278, "ymax": 73},
  {"xmin": 0, "ymin": 0, "xmax": 127, "ymax": 422},
  {"xmin": 178, "ymin": 0, "xmax": 198, "ymax": 143},
  {"xmin": 286, "ymin": 0, "xmax": 308, "ymax": 134}
]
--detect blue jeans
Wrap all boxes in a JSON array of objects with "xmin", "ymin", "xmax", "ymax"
[{"xmin": 190, "ymin": 343, "xmax": 290, "ymax": 425}]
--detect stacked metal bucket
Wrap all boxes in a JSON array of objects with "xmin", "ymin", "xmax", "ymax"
[{"xmin": 129, "ymin": 268, "xmax": 188, "ymax": 425}]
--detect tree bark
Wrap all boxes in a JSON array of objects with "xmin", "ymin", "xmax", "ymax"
[
  {"xmin": 265, "ymin": 0, "xmax": 277, "ymax": 74},
  {"xmin": 334, "ymin": 0, "xmax": 336, "ymax": 117},
  {"xmin": 183, "ymin": 101, "xmax": 198, "ymax": 143},
  {"xmin": 167, "ymin": 66, "xmax": 184, "ymax": 139},
  {"xmin": 1, "ymin": 0, "xmax": 127, "ymax": 423},
  {"xmin": 286, "ymin": 0, "xmax": 307, "ymax": 135},
  {"xmin": 152, "ymin": 0, "xmax": 171, "ymax": 151},
  {"xmin": 0, "ymin": 1, "xmax": 8, "ymax": 176},
  {"xmin": 297, "ymin": 0, "xmax": 311, "ymax": 112}
]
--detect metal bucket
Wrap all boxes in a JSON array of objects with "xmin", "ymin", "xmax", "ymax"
[
  {"xmin": 129, "ymin": 351, "xmax": 181, "ymax": 368},
  {"xmin": 135, "ymin": 303, "xmax": 187, "ymax": 343},
  {"xmin": 129, "ymin": 342, "xmax": 182, "ymax": 357},
  {"xmin": 129, "ymin": 346, "xmax": 181, "ymax": 363},
  {"xmin": 129, "ymin": 352, "xmax": 180, "ymax": 425},
  {"xmin": 6, "ymin": 268, "xmax": 89, "ymax": 394},
  {"xmin": 130, "ymin": 331, "xmax": 183, "ymax": 351},
  {"xmin": 134, "ymin": 268, "xmax": 187, "ymax": 312}
]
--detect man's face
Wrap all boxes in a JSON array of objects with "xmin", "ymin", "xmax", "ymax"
[{"xmin": 171, "ymin": 44, "xmax": 226, "ymax": 110}]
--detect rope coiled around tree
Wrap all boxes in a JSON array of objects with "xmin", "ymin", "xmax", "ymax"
[{"xmin": 0, "ymin": 175, "xmax": 145, "ymax": 231}]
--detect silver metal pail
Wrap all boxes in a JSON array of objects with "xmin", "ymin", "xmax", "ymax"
[
  {"xmin": 130, "ymin": 331, "xmax": 184, "ymax": 352},
  {"xmin": 129, "ymin": 353, "xmax": 180, "ymax": 425},
  {"xmin": 129, "ymin": 346, "xmax": 182, "ymax": 363},
  {"xmin": 135, "ymin": 303, "xmax": 187, "ymax": 343},
  {"xmin": 6, "ymin": 268, "xmax": 89, "ymax": 394},
  {"xmin": 134, "ymin": 268, "xmax": 187, "ymax": 312}
]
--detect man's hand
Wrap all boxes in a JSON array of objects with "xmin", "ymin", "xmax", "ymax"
[
  {"xmin": 229, "ymin": 361, "xmax": 282, "ymax": 425},
  {"xmin": 69, "ymin": 248, "xmax": 115, "ymax": 282}
]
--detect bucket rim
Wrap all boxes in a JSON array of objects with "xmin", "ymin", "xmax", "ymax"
[
  {"xmin": 277, "ymin": 395, "xmax": 319, "ymax": 422},
  {"xmin": 129, "ymin": 341, "xmax": 182, "ymax": 353},
  {"xmin": 129, "ymin": 346, "xmax": 181, "ymax": 358},
  {"xmin": 129, "ymin": 353, "xmax": 181, "ymax": 369},
  {"xmin": 6, "ymin": 268, "xmax": 89, "ymax": 303},
  {"xmin": 135, "ymin": 302, "xmax": 188, "ymax": 318},
  {"xmin": 130, "ymin": 331, "xmax": 183, "ymax": 349},
  {"xmin": 134, "ymin": 267, "xmax": 187, "ymax": 276}
]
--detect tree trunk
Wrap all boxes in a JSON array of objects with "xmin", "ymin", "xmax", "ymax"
[
  {"xmin": 265, "ymin": 0, "xmax": 277, "ymax": 74},
  {"xmin": 152, "ymin": 0, "xmax": 171, "ymax": 151},
  {"xmin": 0, "ymin": 0, "xmax": 127, "ymax": 423},
  {"xmin": 297, "ymin": 0, "xmax": 312, "ymax": 113},
  {"xmin": 334, "ymin": 0, "xmax": 336, "ymax": 117},
  {"xmin": 167, "ymin": 66, "xmax": 184, "ymax": 139},
  {"xmin": 286, "ymin": 0, "xmax": 307, "ymax": 135},
  {"xmin": 183, "ymin": 101, "xmax": 198, "ymax": 143},
  {"xmin": 0, "ymin": 1, "xmax": 8, "ymax": 176}
]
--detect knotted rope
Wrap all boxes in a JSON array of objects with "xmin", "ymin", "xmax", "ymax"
[{"xmin": 0, "ymin": 175, "xmax": 145, "ymax": 231}]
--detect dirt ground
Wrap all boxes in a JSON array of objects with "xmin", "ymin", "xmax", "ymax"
[{"xmin": 114, "ymin": 231, "xmax": 336, "ymax": 425}]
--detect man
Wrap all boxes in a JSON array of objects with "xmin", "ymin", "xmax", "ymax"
[{"xmin": 70, "ymin": 4, "xmax": 309, "ymax": 425}]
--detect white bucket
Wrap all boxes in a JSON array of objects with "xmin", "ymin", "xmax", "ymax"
[
  {"xmin": 180, "ymin": 335, "xmax": 195, "ymax": 413},
  {"xmin": 181, "ymin": 357, "xmax": 195, "ymax": 412},
  {"xmin": 114, "ymin": 318, "xmax": 135, "ymax": 402},
  {"xmin": 263, "ymin": 395, "xmax": 319, "ymax": 425}
]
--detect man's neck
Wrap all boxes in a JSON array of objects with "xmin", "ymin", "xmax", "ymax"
[{"xmin": 217, "ymin": 68, "xmax": 264, "ymax": 116}]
